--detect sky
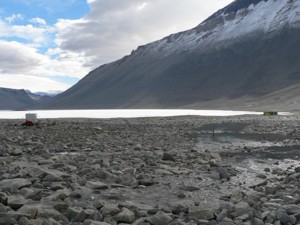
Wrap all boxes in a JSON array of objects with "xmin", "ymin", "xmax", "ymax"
[{"xmin": 0, "ymin": 0, "xmax": 234, "ymax": 93}]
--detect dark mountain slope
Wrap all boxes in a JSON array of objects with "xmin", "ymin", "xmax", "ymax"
[
  {"xmin": 0, "ymin": 88, "xmax": 39, "ymax": 110},
  {"xmin": 38, "ymin": 0, "xmax": 300, "ymax": 111}
]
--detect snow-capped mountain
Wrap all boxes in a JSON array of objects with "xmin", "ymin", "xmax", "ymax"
[
  {"xmin": 135, "ymin": 0, "xmax": 300, "ymax": 56},
  {"xmin": 38, "ymin": 0, "xmax": 300, "ymax": 110}
]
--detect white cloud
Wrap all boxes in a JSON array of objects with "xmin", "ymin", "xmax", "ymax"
[
  {"xmin": 0, "ymin": 18, "xmax": 54, "ymax": 45},
  {"xmin": 0, "ymin": 73, "xmax": 69, "ymax": 92},
  {"xmin": 30, "ymin": 17, "xmax": 47, "ymax": 26},
  {"xmin": 0, "ymin": 39, "xmax": 89, "ymax": 91},
  {"xmin": 0, "ymin": 40, "xmax": 42, "ymax": 73},
  {"xmin": 5, "ymin": 14, "xmax": 24, "ymax": 23},
  {"xmin": 55, "ymin": 0, "xmax": 234, "ymax": 68}
]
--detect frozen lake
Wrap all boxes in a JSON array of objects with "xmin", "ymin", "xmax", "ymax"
[{"xmin": 0, "ymin": 109, "xmax": 262, "ymax": 119}]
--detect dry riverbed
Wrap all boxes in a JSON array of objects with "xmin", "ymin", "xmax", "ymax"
[{"xmin": 0, "ymin": 114, "xmax": 299, "ymax": 225}]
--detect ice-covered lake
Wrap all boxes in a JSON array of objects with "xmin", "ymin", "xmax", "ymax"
[{"xmin": 0, "ymin": 109, "xmax": 262, "ymax": 119}]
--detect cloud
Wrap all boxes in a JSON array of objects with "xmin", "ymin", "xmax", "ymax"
[
  {"xmin": 5, "ymin": 14, "xmax": 24, "ymax": 23},
  {"xmin": 0, "ymin": 73, "xmax": 70, "ymax": 92},
  {"xmin": 0, "ymin": 39, "xmax": 89, "ymax": 87},
  {"xmin": 55, "ymin": 0, "xmax": 233, "ymax": 68},
  {"xmin": 30, "ymin": 17, "xmax": 47, "ymax": 26},
  {"xmin": 0, "ymin": 17, "xmax": 54, "ymax": 45},
  {"xmin": 0, "ymin": 40, "xmax": 42, "ymax": 73}
]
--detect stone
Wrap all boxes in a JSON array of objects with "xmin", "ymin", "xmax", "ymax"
[
  {"xmin": 86, "ymin": 181, "xmax": 108, "ymax": 189},
  {"xmin": 65, "ymin": 207, "xmax": 84, "ymax": 221},
  {"xmin": 43, "ymin": 173, "xmax": 64, "ymax": 182},
  {"xmin": 283, "ymin": 196, "xmax": 295, "ymax": 204},
  {"xmin": 234, "ymin": 201, "xmax": 252, "ymax": 217},
  {"xmin": 276, "ymin": 209, "xmax": 291, "ymax": 224},
  {"xmin": 216, "ymin": 167, "xmax": 230, "ymax": 180},
  {"xmin": 217, "ymin": 209, "xmax": 228, "ymax": 222},
  {"xmin": 7, "ymin": 195, "xmax": 27, "ymax": 210},
  {"xmin": 178, "ymin": 185, "xmax": 200, "ymax": 192},
  {"xmin": 36, "ymin": 205, "xmax": 69, "ymax": 223},
  {"xmin": 114, "ymin": 208, "xmax": 135, "ymax": 223},
  {"xmin": 294, "ymin": 167, "xmax": 300, "ymax": 173},
  {"xmin": 162, "ymin": 153, "xmax": 176, "ymax": 162},
  {"xmin": 18, "ymin": 216, "xmax": 31, "ymax": 225},
  {"xmin": 101, "ymin": 203, "xmax": 121, "ymax": 216},
  {"xmin": 0, "ymin": 217, "xmax": 18, "ymax": 225},
  {"xmin": 18, "ymin": 205, "xmax": 39, "ymax": 219},
  {"xmin": 138, "ymin": 178, "xmax": 156, "ymax": 186},
  {"xmin": 230, "ymin": 190, "xmax": 244, "ymax": 203},
  {"xmin": 283, "ymin": 204, "xmax": 300, "ymax": 215},
  {"xmin": 251, "ymin": 218, "xmax": 264, "ymax": 225},
  {"xmin": 0, "ymin": 192, "xmax": 7, "ymax": 205},
  {"xmin": 188, "ymin": 205, "xmax": 215, "ymax": 220},
  {"xmin": 0, "ymin": 178, "xmax": 31, "ymax": 193},
  {"xmin": 146, "ymin": 211, "xmax": 173, "ymax": 225},
  {"xmin": 170, "ymin": 200, "xmax": 194, "ymax": 214},
  {"xmin": 83, "ymin": 220, "xmax": 111, "ymax": 225},
  {"xmin": 84, "ymin": 209, "xmax": 103, "ymax": 221}
]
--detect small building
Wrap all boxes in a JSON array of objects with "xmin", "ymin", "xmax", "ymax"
[
  {"xmin": 25, "ymin": 113, "xmax": 38, "ymax": 123},
  {"xmin": 263, "ymin": 112, "xmax": 278, "ymax": 116}
]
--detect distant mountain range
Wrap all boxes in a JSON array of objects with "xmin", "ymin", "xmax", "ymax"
[
  {"xmin": 3, "ymin": 0, "xmax": 300, "ymax": 111},
  {"xmin": 0, "ymin": 88, "xmax": 58, "ymax": 110}
]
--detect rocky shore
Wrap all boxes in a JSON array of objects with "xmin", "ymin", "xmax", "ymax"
[{"xmin": 0, "ymin": 114, "xmax": 299, "ymax": 225}]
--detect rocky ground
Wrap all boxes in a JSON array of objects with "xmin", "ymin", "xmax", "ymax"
[{"xmin": 0, "ymin": 114, "xmax": 300, "ymax": 225}]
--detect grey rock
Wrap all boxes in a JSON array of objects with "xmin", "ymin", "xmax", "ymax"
[
  {"xmin": 276, "ymin": 209, "xmax": 290, "ymax": 223},
  {"xmin": 101, "ymin": 203, "xmax": 121, "ymax": 216},
  {"xmin": 294, "ymin": 167, "xmax": 300, "ymax": 173},
  {"xmin": 18, "ymin": 216, "xmax": 31, "ymax": 225},
  {"xmin": 178, "ymin": 185, "xmax": 200, "ymax": 192},
  {"xmin": 217, "ymin": 209, "xmax": 228, "ymax": 222},
  {"xmin": 170, "ymin": 200, "xmax": 194, "ymax": 214},
  {"xmin": 234, "ymin": 201, "xmax": 252, "ymax": 217},
  {"xmin": 7, "ymin": 195, "xmax": 27, "ymax": 210},
  {"xmin": 18, "ymin": 205, "xmax": 38, "ymax": 219},
  {"xmin": 65, "ymin": 207, "xmax": 83, "ymax": 221},
  {"xmin": 0, "ymin": 178, "xmax": 31, "ymax": 193},
  {"xmin": 36, "ymin": 205, "xmax": 69, "ymax": 223},
  {"xmin": 84, "ymin": 208, "xmax": 103, "ymax": 221},
  {"xmin": 216, "ymin": 166, "xmax": 230, "ymax": 180},
  {"xmin": 283, "ymin": 204, "xmax": 300, "ymax": 215},
  {"xmin": 83, "ymin": 220, "xmax": 111, "ymax": 225},
  {"xmin": 0, "ymin": 192, "xmax": 7, "ymax": 205},
  {"xmin": 230, "ymin": 190, "xmax": 244, "ymax": 203},
  {"xmin": 188, "ymin": 205, "xmax": 215, "ymax": 220},
  {"xmin": 103, "ymin": 215, "xmax": 117, "ymax": 225},
  {"xmin": 86, "ymin": 181, "xmax": 108, "ymax": 189},
  {"xmin": 0, "ymin": 217, "xmax": 18, "ymax": 225},
  {"xmin": 114, "ymin": 208, "xmax": 135, "ymax": 223},
  {"xmin": 251, "ymin": 217, "xmax": 264, "ymax": 225},
  {"xmin": 162, "ymin": 153, "xmax": 176, "ymax": 162},
  {"xmin": 146, "ymin": 211, "xmax": 173, "ymax": 225}
]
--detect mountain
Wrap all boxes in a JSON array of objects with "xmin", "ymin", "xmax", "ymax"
[
  {"xmin": 0, "ymin": 88, "xmax": 42, "ymax": 110},
  {"xmin": 39, "ymin": 0, "xmax": 300, "ymax": 111},
  {"xmin": 34, "ymin": 91, "xmax": 62, "ymax": 97}
]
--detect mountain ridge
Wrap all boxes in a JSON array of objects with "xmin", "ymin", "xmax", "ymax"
[
  {"xmin": 34, "ymin": 0, "xmax": 300, "ymax": 111},
  {"xmin": 0, "ymin": 87, "xmax": 43, "ymax": 110}
]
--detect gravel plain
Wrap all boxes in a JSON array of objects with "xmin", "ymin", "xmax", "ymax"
[{"xmin": 0, "ymin": 114, "xmax": 299, "ymax": 225}]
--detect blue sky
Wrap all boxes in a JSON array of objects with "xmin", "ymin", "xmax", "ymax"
[{"xmin": 0, "ymin": 0, "xmax": 233, "ymax": 92}]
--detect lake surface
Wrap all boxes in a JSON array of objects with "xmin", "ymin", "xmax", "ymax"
[{"xmin": 0, "ymin": 109, "xmax": 262, "ymax": 119}]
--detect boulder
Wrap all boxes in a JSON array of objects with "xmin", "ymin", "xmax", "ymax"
[{"xmin": 0, "ymin": 179, "xmax": 31, "ymax": 193}]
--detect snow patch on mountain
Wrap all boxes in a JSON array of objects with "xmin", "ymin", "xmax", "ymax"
[{"xmin": 132, "ymin": 0, "xmax": 300, "ymax": 57}]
